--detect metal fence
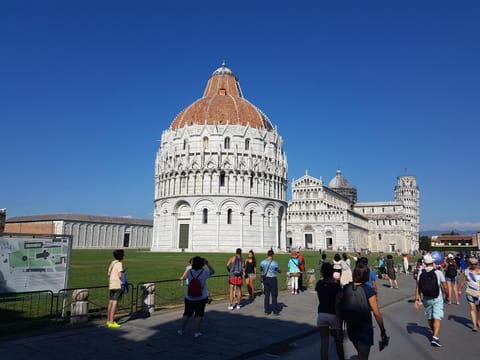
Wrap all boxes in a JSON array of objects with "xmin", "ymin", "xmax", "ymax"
[
  {"xmin": 0, "ymin": 274, "xmax": 263, "ymax": 332},
  {"xmin": 0, "ymin": 271, "xmax": 319, "ymax": 335}
]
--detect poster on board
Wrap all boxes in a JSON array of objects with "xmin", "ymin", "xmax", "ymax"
[{"xmin": 0, "ymin": 234, "xmax": 72, "ymax": 294}]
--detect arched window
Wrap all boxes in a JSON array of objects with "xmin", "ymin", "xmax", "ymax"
[
  {"xmin": 203, "ymin": 137, "xmax": 209, "ymax": 149},
  {"xmin": 202, "ymin": 209, "xmax": 208, "ymax": 224},
  {"xmin": 227, "ymin": 209, "xmax": 232, "ymax": 224},
  {"xmin": 220, "ymin": 171, "xmax": 225, "ymax": 187},
  {"xmin": 245, "ymin": 138, "xmax": 250, "ymax": 151},
  {"xmin": 378, "ymin": 234, "xmax": 382, "ymax": 240},
  {"xmin": 268, "ymin": 212, "xmax": 272, "ymax": 227},
  {"xmin": 224, "ymin": 137, "xmax": 230, "ymax": 149},
  {"xmin": 249, "ymin": 210, "xmax": 254, "ymax": 225},
  {"xmin": 183, "ymin": 139, "xmax": 187, "ymax": 150}
]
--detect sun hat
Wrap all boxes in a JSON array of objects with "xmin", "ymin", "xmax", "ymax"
[{"xmin": 423, "ymin": 254, "xmax": 434, "ymax": 265}]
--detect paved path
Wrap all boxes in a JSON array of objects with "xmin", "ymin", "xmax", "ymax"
[{"xmin": 1, "ymin": 274, "xmax": 419, "ymax": 360}]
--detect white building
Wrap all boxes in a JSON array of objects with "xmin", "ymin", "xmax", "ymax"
[
  {"xmin": 287, "ymin": 171, "xmax": 419, "ymax": 253},
  {"xmin": 151, "ymin": 63, "xmax": 288, "ymax": 253},
  {"xmin": 5, "ymin": 214, "xmax": 152, "ymax": 249}
]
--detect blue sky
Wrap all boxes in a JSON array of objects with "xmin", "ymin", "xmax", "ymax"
[{"xmin": 1, "ymin": 1, "xmax": 479, "ymax": 232}]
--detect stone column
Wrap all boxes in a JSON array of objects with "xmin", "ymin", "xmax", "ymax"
[
  {"xmin": 70, "ymin": 289, "xmax": 89, "ymax": 324},
  {"xmin": 142, "ymin": 283, "xmax": 156, "ymax": 315}
]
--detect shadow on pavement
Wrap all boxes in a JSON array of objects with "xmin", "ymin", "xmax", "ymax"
[
  {"xmin": 406, "ymin": 322, "xmax": 431, "ymax": 339},
  {"xmin": 447, "ymin": 314, "xmax": 471, "ymax": 329}
]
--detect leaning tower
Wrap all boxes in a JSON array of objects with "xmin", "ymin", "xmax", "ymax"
[
  {"xmin": 152, "ymin": 63, "xmax": 288, "ymax": 252},
  {"xmin": 395, "ymin": 176, "xmax": 420, "ymax": 250}
]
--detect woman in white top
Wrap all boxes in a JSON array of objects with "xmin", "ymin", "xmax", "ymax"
[
  {"xmin": 458, "ymin": 257, "xmax": 480, "ymax": 332},
  {"xmin": 340, "ymin": 252, "xmax": 353, "ymax": 286}
]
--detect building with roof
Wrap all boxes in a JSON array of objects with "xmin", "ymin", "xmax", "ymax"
[
  {"xmin": 5, "ymin": 214, "xmax": 152, "ymax": 249},
  {"xmin": 431, "ymin": 233, "xmax": 479, "ymax": 251},
  {"xmin": 152, "ymin": 62, "xmax": 288, "ymax": 253},
  {"xmin": 287, "ymin": 171, "xmax": 419, "ymax": 253}
]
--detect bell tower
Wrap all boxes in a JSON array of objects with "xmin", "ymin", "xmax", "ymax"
[{"xmin": 395, "ymin": 176, "xmax": 420, "ymax": 249}]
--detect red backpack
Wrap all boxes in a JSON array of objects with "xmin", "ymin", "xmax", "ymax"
[{"xmin": 188, "ymin": 269, "xmax": 204, "ymax": 297}]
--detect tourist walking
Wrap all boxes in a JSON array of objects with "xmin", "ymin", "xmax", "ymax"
[
  {"xmin": 458, "ymin": 257, "xmax": 480, "ymax": 331},
  {"xmin": 402, "ymin": 253, "xmax": 410, "ymax": 274},
  {"xmin": 107, "ymin": 249, "xmax": 125, "ymax": 329},
  {"xmin": 377, "ymin": 252, "xmax": 386, "ymax": 279},
  {"xmin": 415, "ymin": 254, "xmax": 448, "ymax": 347},
  {"xmin": 288, "ymin": 251, "xmax": 301, "ymax": 294},
  {"xmin": 332, "ymin": 253, "xmax": 342, "ymax": 282},
  {"xmin": 226, "ymin": 248, "xmax": 244, "ymax": 309},
  {"xmin": 244, "ymin": 250, "xmax": 257, "ymax": 300},
  {"xmin": 444, "ymin": 253, "xmax": 460, "ymax": 304},
  {"xmin": 341, "ymin": 263, "xmax": 388, "ymax": 360},
  {"xmin": 260, "ymin": 249, "xmax": 282, "ymax": 315},
  {"xmin": 413, "ymin": 258, "xmax": 424, "ymax": 281},
  {"xmin": 315, "ymin": 263, "xmax": 344, "ymax": 360},
  {"xmin": 319, "ymin": 253, "xmax": 329, "ymax": 272},
  {"xmin": 297, "ymin": 250, "xmax": 306, "ymax": 292},
  {"xmin": 178, "ymin": 256, "xmax": 215, "ymax": 338},
  {"xmin": 340, "ymin": 253, "xmax": 352, "ymax": 286},
  {"xmin": 386, "ymin": 254, "xmax": 398, "ymax": 289}
]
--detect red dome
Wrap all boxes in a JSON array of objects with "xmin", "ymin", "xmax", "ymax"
[{"xmin": 170, "ymin": 63, "xmax": 273, "ymax": 130}]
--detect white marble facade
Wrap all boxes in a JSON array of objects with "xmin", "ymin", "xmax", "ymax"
[
  {"xmin": 152, "ymin": 64, "xmax": 288, "ymax": 253},
  {"xmin": 287, "ymin": 171, "xmax": 419, "ymax": 254}
]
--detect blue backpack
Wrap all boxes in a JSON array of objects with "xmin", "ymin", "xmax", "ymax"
[{"xmin": 120, "ymin": 271, "xmax": 128, "ymax": 294}]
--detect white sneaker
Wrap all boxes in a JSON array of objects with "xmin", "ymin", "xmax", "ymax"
[
  {"xmin": 236, "ymin": 304, "xmax": 241, "ymax": 310},
  {"xmin": 194, "ymin": 332, "xmax": 203, "ymax": 338},
  {"xmin": 228, "ymin": 304, "xmax": 234, "ymax": 310}
]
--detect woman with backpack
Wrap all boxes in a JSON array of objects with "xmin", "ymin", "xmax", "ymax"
[
  {"xmin": 178, "ymin": 256, "xmax": 215, "ymax": 338},
  {"xmin": 444, "ymin": 253, "xmax": 460, "ymax": 305},
  {"xmin": 341, "ymin": 263, "xmax": 388, "ymax": 359}
]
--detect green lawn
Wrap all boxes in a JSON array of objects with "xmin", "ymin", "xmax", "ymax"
[
  {"xmin": 68, "ymin": 249, "xmax": 416, "ymax": 289},
  {"xmin": 0, "ymin": 249, "xmax": 417, "ymax": 331}
]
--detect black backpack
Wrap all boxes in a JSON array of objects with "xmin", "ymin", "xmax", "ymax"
[
  {"xmin": 340, "ymin": 283, "xmax": 370, "ymax": 325},
  {"xmin": 418, "ymin": 270, "xmax": 440, "ymax": 298},
  {"xmin": 445, "ymin": 263, "xmax": 457, "ymax": 278}
]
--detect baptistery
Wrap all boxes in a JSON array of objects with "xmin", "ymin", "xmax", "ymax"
[{"xmin": 152, "ymin": 63, "xmax": 288, "ymax": 252}]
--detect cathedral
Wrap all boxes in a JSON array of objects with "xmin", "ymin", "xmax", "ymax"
[
  {"xmin": 152, "ymin": 63, "xmax": 419, "ymax": 254},
  {"xmin": 287, "ymin": 170, "xmax": 419, "ymax": 253}
]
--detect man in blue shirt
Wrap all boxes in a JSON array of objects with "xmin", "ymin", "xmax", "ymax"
[{"xmin": 260, "ymin": 249, "xmax": 282, "ymax": 315}]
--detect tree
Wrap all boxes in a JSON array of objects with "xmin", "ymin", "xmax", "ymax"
[{"xmin": 419, "ymin": 236, "xmax": 431, "ymax": 251}]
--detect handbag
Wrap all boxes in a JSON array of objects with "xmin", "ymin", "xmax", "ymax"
[
  {"xmin": 466, "ymin": 271, "xmax": 480, "ymax": 298},
  {"xmin": 466, "ymin": 287, "xmax": 480, "ymax": 298}
]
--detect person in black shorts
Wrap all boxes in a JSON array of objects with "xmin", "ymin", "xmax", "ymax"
[
  {"xmin": 244, "ymin": 250, "xmax": 257, "ymax": 300},
  {"xmin": 315, "ymin": 263, "xmax": 344, "ymax": 360},
  {"xmin": 178, "ymin": 256, "xmax": 215, "ymax": 338}
]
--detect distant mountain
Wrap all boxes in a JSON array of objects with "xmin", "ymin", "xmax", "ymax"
[{"xmin": 420, "ymin": 230, "xmax": 478, "ymax": 237}]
